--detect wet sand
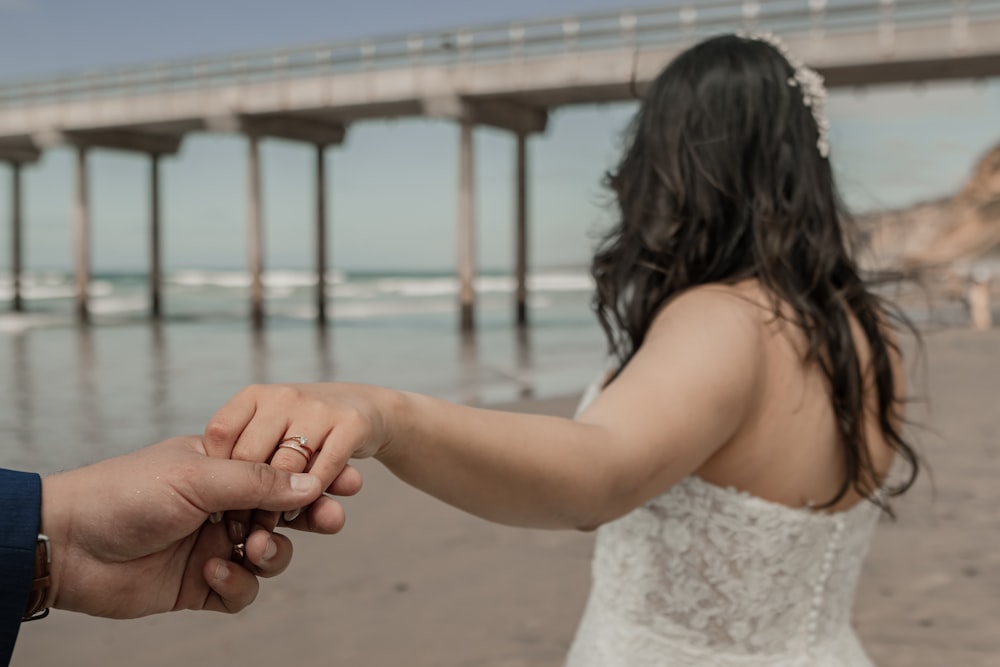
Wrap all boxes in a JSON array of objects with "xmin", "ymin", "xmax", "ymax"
[{"xmin": 11, "ymin": 327, "xmax": 999, "ymax": 666}]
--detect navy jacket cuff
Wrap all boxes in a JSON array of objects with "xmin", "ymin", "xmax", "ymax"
[{"xmin": 0, "ymin": 469, "xmax": 42, "ymax": 667}]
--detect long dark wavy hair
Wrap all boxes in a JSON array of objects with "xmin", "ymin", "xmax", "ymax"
[{"xmin": 591, "ymin": 34, "xmax": 919, "ymax": 513}]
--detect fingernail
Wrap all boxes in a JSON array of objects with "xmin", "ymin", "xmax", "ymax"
[
  {"xmin": 227, "ymin": 519, "xmax": 247, "ymax": 545},
  {"xmin": 208, "ymin": 511, "xmax": 223, "ymax": 524},
  {"xmin": 283, "ymin": 508, "xmax": 302, "ymax": 523},
  {"xmin": 214, "ymin": 561, "xmax": 230, "ymax": 581},
  {"xmin": 262, "ymin": 537, "xmax": 278, "ymax": 561},
  {"xmin": 291, "ymin": 473, "xmax": 319, "ymax": 493}
]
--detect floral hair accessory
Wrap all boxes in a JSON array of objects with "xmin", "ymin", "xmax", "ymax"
[{"xmin": 741, "ymin": 31, "xmax": 830, "ymax": 158}]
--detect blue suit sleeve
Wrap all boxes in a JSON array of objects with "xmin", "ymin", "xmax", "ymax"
[{"xmin": 0, "ymin": 469, "xmax": 41, "ymax": 667}]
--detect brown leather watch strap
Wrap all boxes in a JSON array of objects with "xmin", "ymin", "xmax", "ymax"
[{"xmin": 22, "ymin": 534, "xmax": 50, "ymax": 621}]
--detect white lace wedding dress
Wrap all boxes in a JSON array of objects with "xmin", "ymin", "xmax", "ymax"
[{"xmin": 564, "ymin": 380, "xmax": 882, "ymax": 667}]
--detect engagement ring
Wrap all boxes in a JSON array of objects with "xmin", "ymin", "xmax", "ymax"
[{"xmin": 278, "ymin": 435, "xmax": 314, "ymax": 461}]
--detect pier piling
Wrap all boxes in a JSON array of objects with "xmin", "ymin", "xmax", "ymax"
[
  {"xmin": 149, "ymin": 154, "xmax": 162, "ymax": 319},
  {"xmin": 315, "ymin": 144, "xmax": 329, "ymax": 325},
  {"xmin": 10, "ymin": 162, "xmax": 23, "ymax": 312},
  {"xmin": 247, "ymin": 136, "xmax": 264, "ymax": 328},
  {"xmin": 74, "ymin": 148, "xmax": 91, "ymax": 324},
  {"xmin": 458, "ymin": 121, "xmax": 476, "ymax": 333},
  {"xmin": 515, "ymin": 133, "xmax": 529, "ymax": 327}
]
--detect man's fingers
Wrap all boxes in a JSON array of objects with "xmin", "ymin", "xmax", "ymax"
[
  {"xmin": 191, "ymin": 458, "xmax": 323, "ymax": 513},
  {"xmin": 243, "ymin": 529, "xmax": 294, "ymax": 578},
  {"xmin": 251, "ymin": 509, "xmax": 282, "ymax": 534},
  {"xmin": 328, "ymin": 464, "xmax": 363, "ymax": 497},
  {"xmin": 202, "ymin": 558, "xmax": 260, "ymax": 613},
  {"xmin": 224, "ymin": 509, "xmax": 253, "ymax": 548},
  {"xmin": 280, "ymin": 495, "xmax": 347, "ymax": 535}
]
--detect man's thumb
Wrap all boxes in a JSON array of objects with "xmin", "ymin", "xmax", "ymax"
[{"xmin": 202, "ymin": 459, "xmax": 323, "ymax": 512}]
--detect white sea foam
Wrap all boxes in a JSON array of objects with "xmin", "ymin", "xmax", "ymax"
[
  {"xmin": 263, "ymin": 270, "xmax": 318, "ymax": 289},
  {"xmin": 331, "ymin": 298, "xmax": 458, "ymax": 319},
  {"xmin": 4, "ymin": 269, "xmax": 587, "ymax": 299},
  {"xmin": 0, "ymin": 268, "xmax": 593, "ymax": 332},
  {"xmin": 0, "ymin": 280, "xmax": 113, "ymax": 301},
  {"xmin": 89, "ymin": 295, "xmax": 149, "ymax": 316},
  {"xmin": 349, "ymin": 270, "xmax": 592, "ymax": 300},
  {"xmin": 0, "ymin": 313, "xmax": 39, "ymax": 334},
  {"xmin": 169, "ymin": 270, "xmax": 252, "ymax": 289},
  {"xmin": 0, "ymin": 309, "xmax": 77, "ymax": 332},
  {"xmin": 168, "ymin": 269, "xmax": 347, "ymax": 289},
  {"xmin": 373, "ymin": 277, "xmax": 458, "ymax": 297},
  {"xmin": 529, "ymin": 271, "xmax": 594, "ymax": 292}
]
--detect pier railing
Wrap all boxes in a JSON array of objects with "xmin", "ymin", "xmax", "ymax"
[{"xmin": 1, "ymin": 0, "xmax": 998, "ymax": 108}]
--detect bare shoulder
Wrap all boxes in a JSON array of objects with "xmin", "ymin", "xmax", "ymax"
[
  {"xmin": 576, "ymin": 283, "xmax": 771, "ymax": 498},
  {"xmin": 617, "ymin": 283, "xmax": 769, "ymax": 420},
  {"xmin": 644, "ymin": 283, "xmax": 768, "ymax": 355}
]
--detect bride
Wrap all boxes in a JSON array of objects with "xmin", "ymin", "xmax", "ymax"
[{"xmin": 205, "ymin": 33, "xmax": 920, "ymax": 666}]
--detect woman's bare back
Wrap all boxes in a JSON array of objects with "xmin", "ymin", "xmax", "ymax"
[{"xmin": 694, "ymin": 280, "xmax": 900, "ymax": 512}]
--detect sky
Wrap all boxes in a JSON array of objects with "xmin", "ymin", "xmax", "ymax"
[{"xmin": 0, "ymin": 0, "xmax": 998, "ymax": 273}]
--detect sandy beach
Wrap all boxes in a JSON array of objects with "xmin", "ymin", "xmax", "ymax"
[{"xmin": 7, "ymin": 325, "xmax": 999, "ymax": 666}]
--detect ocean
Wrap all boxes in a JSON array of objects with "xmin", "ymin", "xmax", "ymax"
[
  {"xmin": 0, "ymin": 266, "xmax": 983, "ymax": 476},
  {"xmin": 0, "ymin": 268, "xmax": 607, "ymax": 474}
]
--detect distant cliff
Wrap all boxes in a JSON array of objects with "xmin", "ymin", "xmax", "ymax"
[{"xmin": 860, "ymin": 143, "xmax": 1000, "ymax": 274}]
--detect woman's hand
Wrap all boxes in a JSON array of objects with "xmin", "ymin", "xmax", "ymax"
[{"xmin": 203, "ymin": 383, "xmax": 398, "ymax": 534}]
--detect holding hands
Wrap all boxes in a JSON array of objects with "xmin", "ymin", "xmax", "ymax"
[
  {"xmin": 199, "ymin": 296, "xmax": 764, "ymax": 534},
  {"xmin": 39, "ymin": 436, "xmax": 328, "ymax": 618},
  {"xmin": 203, "ymin": 383, "xmax": 388, "ymax": 538}
]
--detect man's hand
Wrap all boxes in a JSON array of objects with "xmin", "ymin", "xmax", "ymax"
[{"xmin": 39, "ymin": 436, "xmax": 324, "ymax": 619}]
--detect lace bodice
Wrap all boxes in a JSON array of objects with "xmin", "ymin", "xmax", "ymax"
[{"xmin": 565, "ymin": 381, "xmax": 882, "ymax": 666}]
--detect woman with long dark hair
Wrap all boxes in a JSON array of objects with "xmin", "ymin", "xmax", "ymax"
[{"xmin": 206, "ymin": 33, "xmax": 919, "ymax": 666}]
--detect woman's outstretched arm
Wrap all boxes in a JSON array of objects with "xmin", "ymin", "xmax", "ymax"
[{"xmin": 204, "ymin": 288, "xmax": 764, "ymax": 530}]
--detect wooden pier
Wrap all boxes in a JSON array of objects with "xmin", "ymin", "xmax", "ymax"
[{"xmin": 2, "ymin": 0, "xmax": 1000, "ymax": 328}]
